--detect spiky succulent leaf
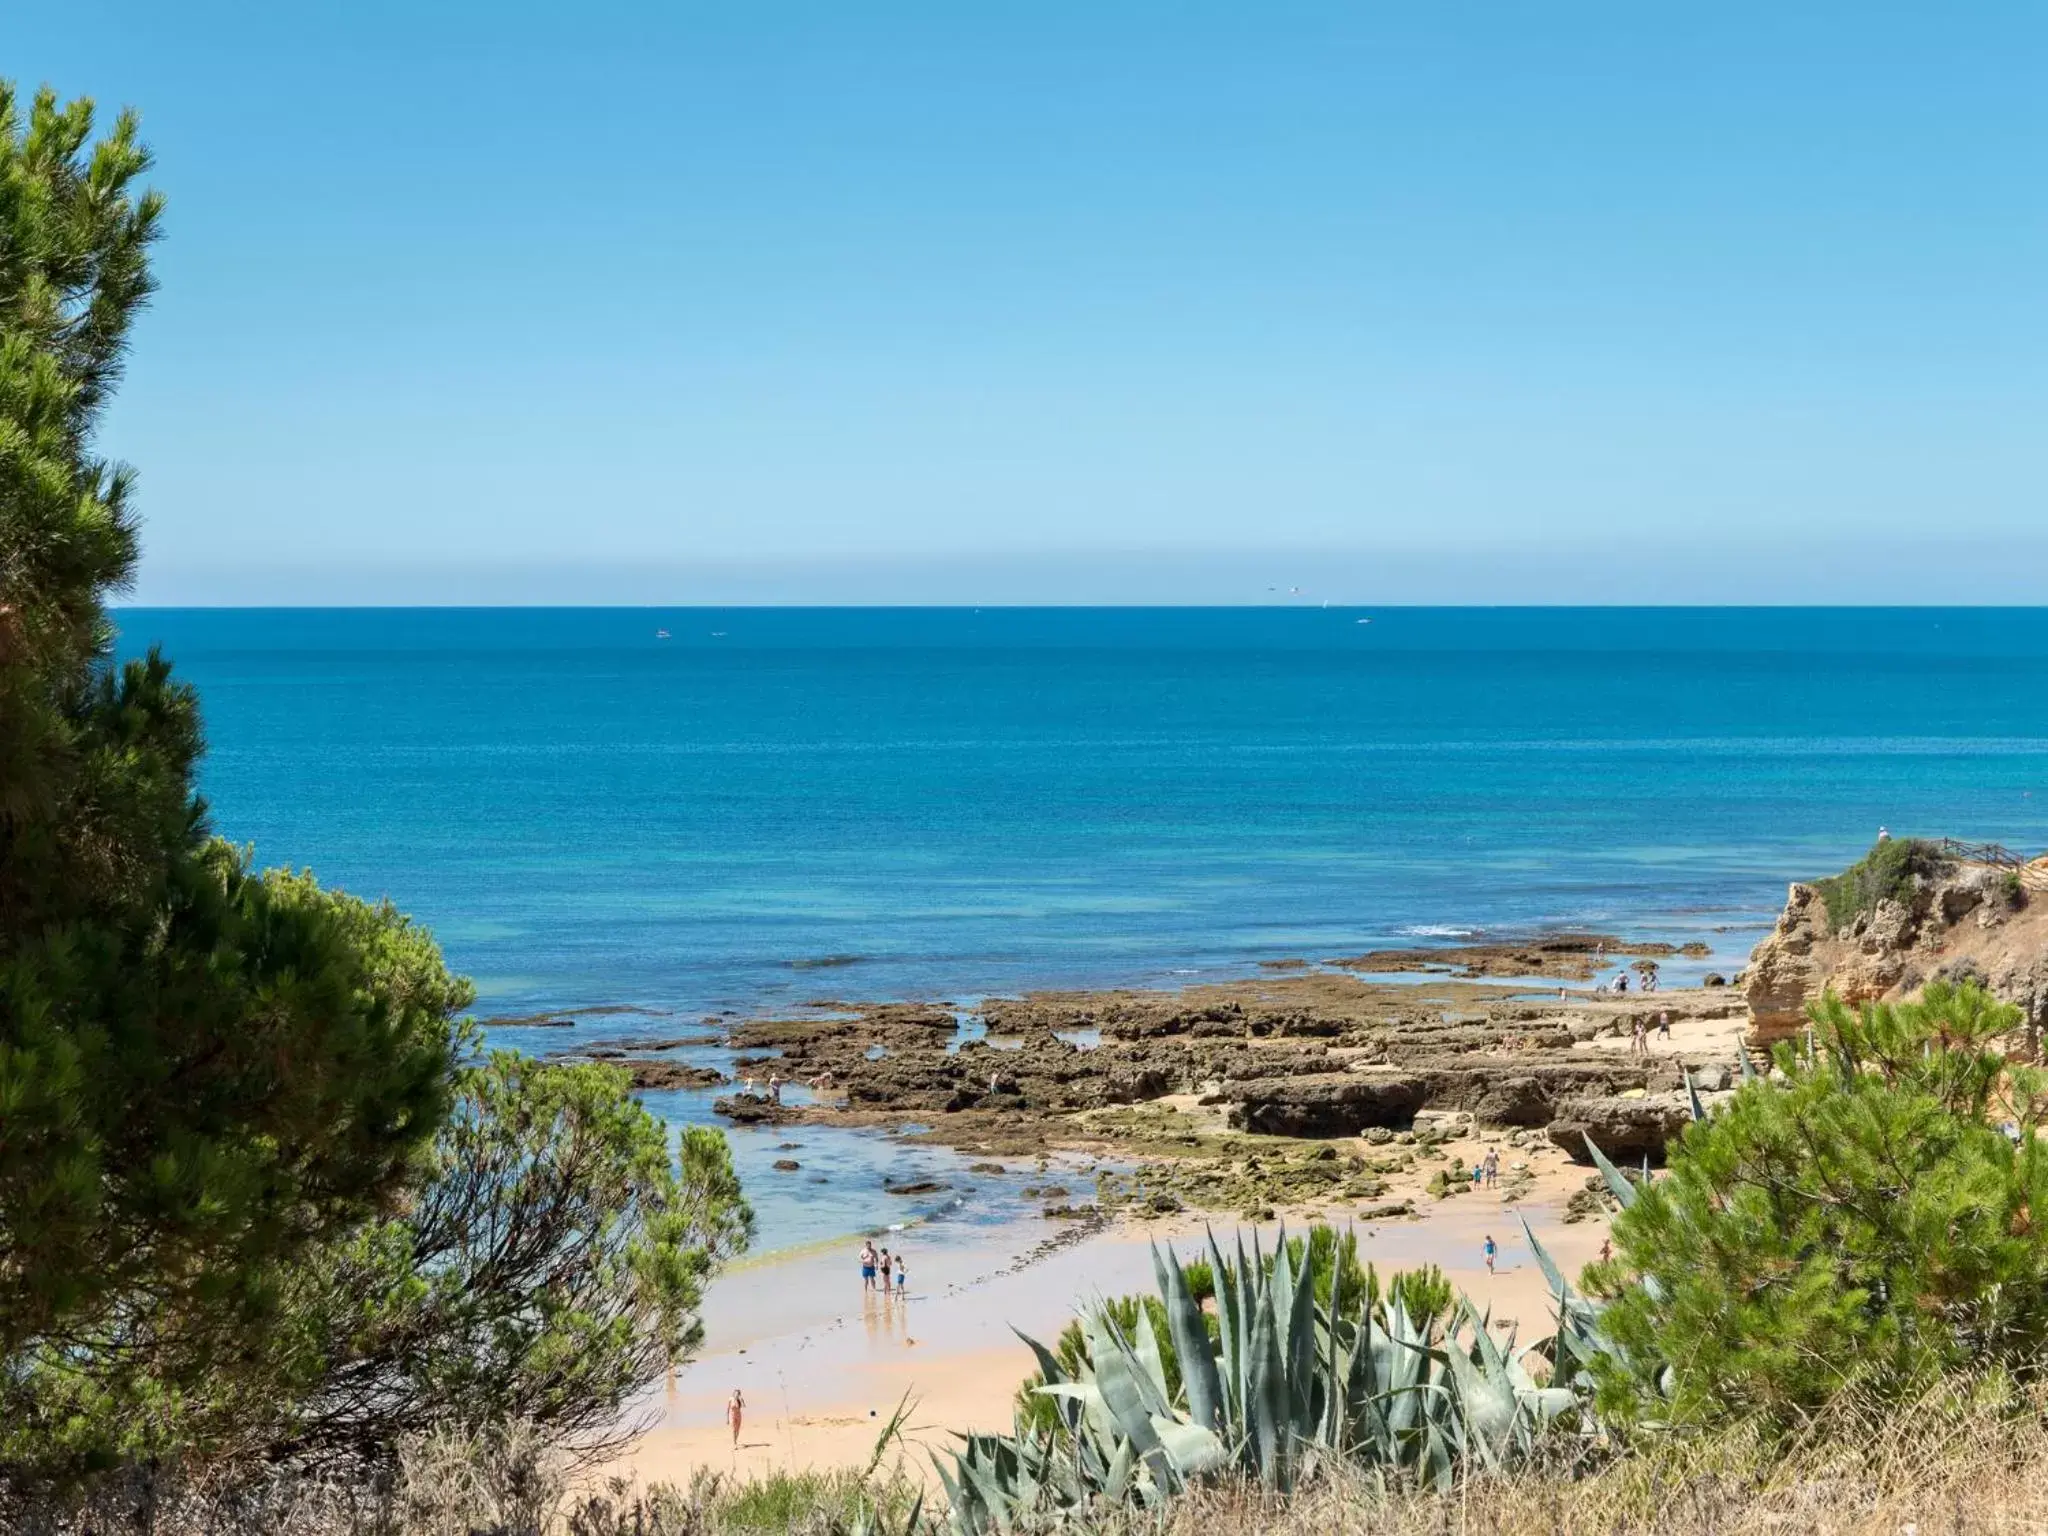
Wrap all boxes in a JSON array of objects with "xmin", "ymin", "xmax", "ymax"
[{"xmin": 1584, "ymin": 1133, "xmax": 1639, "ymax": 1207}]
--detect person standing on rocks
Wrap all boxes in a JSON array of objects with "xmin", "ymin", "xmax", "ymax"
[{"xmin": 1629, "ymin": 1017, "xmax": 1647, "ymax": 1060}]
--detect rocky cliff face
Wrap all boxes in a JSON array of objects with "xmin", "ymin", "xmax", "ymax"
[{"xmin": 1745, "ymin": 852, "xmax": 2048, "ymax": 1049}]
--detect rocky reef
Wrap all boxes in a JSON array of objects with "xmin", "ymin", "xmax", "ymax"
[{"xmin": 692, "ymin": 955, "xmax": 1750, "ymax": 1213}]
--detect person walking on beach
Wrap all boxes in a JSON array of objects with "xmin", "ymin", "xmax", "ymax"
[
  {"xmin": 1483, "ymin": 1147, "xmax": 1500, "ymax": 1189},
  {"xmin": 726, "ymin": 1389, "xmax": 745, "ymax": 1449},
  {"xmin": 879, "ymin": 1248, "xmax": 893, "ymax": 1291},
  {"xmin": 1657, "ymin": 1010, "xmax": 1671, "ymax": 1043},
  {"xmin": 1482, "ymin": 1234, "xmax": 1497, "ymax": 1275},
  {"xmin": 1630, "ymin": 1017, "xmax": 1648, "ymax": 1060},
  {"xmin": 860, "ymin": 1239, "xmax": 878, "ymax": 1292}
]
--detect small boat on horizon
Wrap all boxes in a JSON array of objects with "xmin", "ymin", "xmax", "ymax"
[{"xmin": 655, "ymin": 629, "xmax": 670, "ymax": 639}]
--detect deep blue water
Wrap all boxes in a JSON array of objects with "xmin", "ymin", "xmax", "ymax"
[
  {"xmin": 110, "ymin": 606, "xmax": 2048, "ymax": 1247},
  {"xmin": 114, "ymin": 606, "xmax": 2048, "ymax": 1012}
]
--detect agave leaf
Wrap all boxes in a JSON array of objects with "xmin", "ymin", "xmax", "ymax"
[
  {"xmin": 1281, "ymin": 1237, "xmax": 1319, "ymax": 1431},
  {"xmin": 1204, "ymin": 1227, "xmax": 1241, "ymax": 1420},
  {"xmin": 1086, "ymin": 1312, "xmax": 1169, "ymax": 1473},
  {"xmin": 1013, "ymin": 1326, "xmax": 1082, "ymax": 1433},
  {"xmin": 1150, "ymin": 1416, "xmax": 1228, "ymax": 1479},
  {"xmin": 1518, "ymin": 1213, "xmax": 1572, "ymax": 1302},
  {"xmin": 1583, "ymin": 1134, "xmax": 1639, "ymax": 1208},
  {"xmin": 1440, "ymin": 1339, "xmax": 1516, "ymax": 1472},
  {"xmin": 932, "ymin": 1455, "xmax": 966, "ymax": 1531},
  {"xmin": 1127, "ymin": 1303, "xmax": 1175, "ymax": 1420},
  {"xmin": 954, "ymin": 1445, "xmax": 1019, "ymax": 1534},
  {"xmin": 1519, "ymin": 1385, "xmax": 1579, "ymax": 1423},
  {"xmin": 1463, "ymin": 1298, "xmax": 1509, "ymax": 1378},
  {"xmin": 1100, "ymin": 1436, "xmax": 1137, "ymax": 1503},
  {"xmin": 1269, "ymin": 1230, "xmax": 1296, "ymax": 1375},
  {"xmin": 1013, "ymin": 1326, "xmax": 1069, "ymax": 1387},
  {"xmin": 1157, "ymin": 1243, "xmax": 1225, "ymax": 1434},
  {"xmin": 1738, "ymin": 1039, "xmax": 1757, "ymax": 1082},
  {"xmin": 1683, "ymin": 1065, "xmax": 1706, "ymax": 1123},
  {"xmin": 1246, "ymin": 1273, "xmax": 1288, "ymax": 1485},
  {"xmin": 1320, "ymin": 1285, "xmax": 1346, "ymax": 1445}
]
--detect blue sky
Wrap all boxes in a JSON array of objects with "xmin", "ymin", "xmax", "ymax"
[{"xmin": 21, "ymin": 2, "xmax": 2048, "ymax": 603}]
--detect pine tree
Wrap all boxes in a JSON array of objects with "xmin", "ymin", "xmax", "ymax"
[
  {"xmin": 0, "ymin": 84, "xmax": 458, "ymax": 1369},
  {"xmin": 1598, "ymin": 981, "xmax": 2048, "ymax": 1426}
]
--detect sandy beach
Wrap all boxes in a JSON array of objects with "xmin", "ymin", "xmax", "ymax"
[
  {"xmin": 611, "ymin": 996, "xmax": 1760, "ymax": 1485},
  {"xmin": 621, "ymin": 1150, "xmax": 1609, "ymax": 1485}
]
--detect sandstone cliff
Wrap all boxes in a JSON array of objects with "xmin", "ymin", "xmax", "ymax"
[{"xmin": 1745, "ymin": 841, "xmax": 2048, "ymax": 1050}]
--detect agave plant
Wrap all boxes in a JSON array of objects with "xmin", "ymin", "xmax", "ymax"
[{"xmin": 939, "ymin": 1227, "xmax": 1586, "ymax": 1533}]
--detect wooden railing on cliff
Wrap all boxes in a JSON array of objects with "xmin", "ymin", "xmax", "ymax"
[{"xmin": 1936, "ymin": 838, "xmax": 2048, "ymax": 892}]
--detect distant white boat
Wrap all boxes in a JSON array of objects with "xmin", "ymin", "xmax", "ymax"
[
  {"xmin": 654, "ymin": 629, "xmax": 670, "ymax": 639},
  {"xmin": 710, "ymin": 631, "xmax": 727, "ymax": 637},
  {"xmin": 1356, "ymin": 618, "xmax": 1372, "ymax": 625}
]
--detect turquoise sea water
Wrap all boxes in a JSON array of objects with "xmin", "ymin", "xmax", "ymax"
[{"xmin": 113, "ymin": 606, "xmax": 2048, "ymax": 1247}]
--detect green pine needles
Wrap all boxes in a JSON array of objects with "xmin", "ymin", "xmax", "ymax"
[
  {"xmin": 1597, "ymin": 980, "xmax": 2048, "ymax": 1428},
  {"xmin": 0, "ymin": 84, "xmax": 753, "ymax": 1502}
]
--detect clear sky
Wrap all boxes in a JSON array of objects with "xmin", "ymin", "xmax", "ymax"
[{"xmin": 20, "ymin": 2, "xmax": 2048, "ymax": 603}]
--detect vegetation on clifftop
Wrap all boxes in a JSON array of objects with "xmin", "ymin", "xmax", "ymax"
[{"xmin": 1812, "ymin": 835, "xmax": 1950, "ymax": 930}]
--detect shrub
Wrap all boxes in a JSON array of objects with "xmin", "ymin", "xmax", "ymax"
[
  {"xmin": 1812, "ymin": 837, "xmax": 1948, "ymax": 930},
  {"xmin": 1596, "ymin": 980, "xmax": 2048, "ymax": 1428}
]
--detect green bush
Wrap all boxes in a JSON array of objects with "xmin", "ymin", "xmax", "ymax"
[
  {"xmin": 1596, "ymin": 980, "xmax": 2048, "ymax": 1428},
  {"xmin": 1813, "ymin": 837, "xmax": 1949, "ymax": 930}
]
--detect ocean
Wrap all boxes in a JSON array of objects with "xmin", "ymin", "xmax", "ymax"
[{"xmin": 112, "ymin": 605, "xmax": 2048, "ymax": 1248}]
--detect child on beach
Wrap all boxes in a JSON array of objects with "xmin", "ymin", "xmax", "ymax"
[
  {"xmin": 1483, "ymin": 1234, "xmax": 1497, "ymax": 1275},
  {"xmin": 726, "ymin": 1389, "xmax": 744, "ymax": 1448},
  {"xmin": 894, "ymin": 1252, "xmax": 907, "ymax": 1293}
]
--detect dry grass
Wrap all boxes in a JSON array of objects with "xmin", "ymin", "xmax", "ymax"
[
  {"xmin": 4, "ymin": 1423, "xmax": 925, "ymax": 1536},
  {"xmin": 22, "ymin": 1384, "xmax": 2048, "ymax": 1534},
  {"xmin": 1115, "ymin": 1386, "xmax": 2048, "ymax": 1535}
]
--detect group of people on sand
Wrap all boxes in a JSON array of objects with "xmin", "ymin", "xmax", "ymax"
[
  {"xmin": 1467, "ymin": 1146, "xmax": 1502, "ymax": 1191},
  {"xmin": 1627, "ymin": 1010, "xmax": 1673, "ymax": 1060},
  {"xmin": 860, "ymin": 1237, "xmax": 908, "ymax": 1294}
]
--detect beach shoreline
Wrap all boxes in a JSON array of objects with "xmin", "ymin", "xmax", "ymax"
[
  {"xmin": 618, "ymin": 1172, "xmax": 1609, "ymax": 1487},
  {"xmin": 557, "ymin": 932, "xmax": 1760, "ymax": 1485}
]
